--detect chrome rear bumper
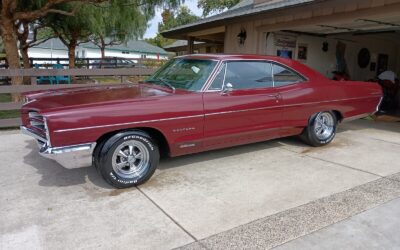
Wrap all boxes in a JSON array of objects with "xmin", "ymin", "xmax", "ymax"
[{"xmin": 21, "ymin": 126, "xmax": 96, "ymax": 169}]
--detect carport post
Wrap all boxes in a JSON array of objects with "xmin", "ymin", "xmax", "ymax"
[{"xmin": 187, "ymin": 37, "xmax": 194, "ymax": 54}]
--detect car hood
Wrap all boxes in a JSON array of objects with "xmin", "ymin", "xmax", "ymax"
[{"xmin": 23, "ymin": 83, "xmax": 173, "ymax": 112}]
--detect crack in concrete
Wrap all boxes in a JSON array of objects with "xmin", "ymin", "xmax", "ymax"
[{"xmin": 136, "ymin": 186, "xmax": 199, "ymax": 243}]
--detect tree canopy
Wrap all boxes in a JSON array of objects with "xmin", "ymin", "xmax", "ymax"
[
  {"xmin": 146, "ymin": 6, "xmax": 199, "ymax": 48},
  {"xmin": 0, "ymin": 0, "xmax": 183, "ymax": 72},
  {"xmin": 198, "ymin": 0, "xmax": 240, "ymax": 16}
]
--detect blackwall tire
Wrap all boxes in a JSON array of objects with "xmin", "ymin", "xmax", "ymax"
[
  {"xmin": 300, "ymin": 111, "xmax": 337, "ymax": 147},
  {"xmin": 96, "ymin": 130, "xmax": 159, "ymax": 188}
]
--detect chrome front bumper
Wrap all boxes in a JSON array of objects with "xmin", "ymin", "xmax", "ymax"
[{"xmin": 21, "ymin": 126, "xmax": 96, "ymax": 169}]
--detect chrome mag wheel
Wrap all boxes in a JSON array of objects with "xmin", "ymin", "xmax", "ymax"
[
  {"xmin": 314, "ymin": 112, "xmax": 335, "ymax": 141},
  {"xmin": 111, "ymin": 140, "xmax": 150, "ymax": 179}
]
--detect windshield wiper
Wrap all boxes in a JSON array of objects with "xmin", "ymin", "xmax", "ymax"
[
  {"xmin": 146, "ymin": 78, "xmax": 175, "ymax": 93},
  {"xmin": 157, "ymin": 78, "xmax": 176, "ymax": 93}
]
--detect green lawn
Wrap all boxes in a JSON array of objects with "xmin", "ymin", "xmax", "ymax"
[
  {"xmin": 0, "ymin": 110, "xmax": 20, "ymax": 119},
  {"xmin": 0, "ymin": 93, "xmax": 20, "ymax": 120},
  {"xmin": 0, "ymin": 93, "xmax": 11, "ymax": 103}
]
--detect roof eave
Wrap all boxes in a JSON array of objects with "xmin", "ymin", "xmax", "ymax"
[{"xmin": 162, "ymin": 0, "xmax": 323, "ymax": 39}]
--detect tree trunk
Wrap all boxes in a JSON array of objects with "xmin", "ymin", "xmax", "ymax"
[
  {"xmin": 101, "ymin": 46, "xmax": 105, "ymax": 59},
  {"xmin": 21, "ymin": 47, "xmax": 30, "ymax": 68},
  {"xmin": 0, "ymin": 15, "xmax": 22, "ymax": 101},
  {"xmin": 21, "ymin": 46, "xmax": 31, "ymax": 84},
  {"xmin": 68, "ymin": 42, "xmax": 77, "ymax": 83},
  {"xmin": 100, "ymin": 37, "xmax": 105, "ymax": 68},
  {"xmin": 68, "ymin": 43, "xmax": 76, "ymax": 68}
]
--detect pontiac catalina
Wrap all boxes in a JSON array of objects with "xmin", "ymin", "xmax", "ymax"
[{"xmin": 21, "ymin": 54, "xmax": 382, "ymax": 188}]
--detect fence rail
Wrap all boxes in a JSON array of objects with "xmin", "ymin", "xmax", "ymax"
[
  {"xmin": 0, "ymin": 67, "xmax": 157, "ymax": 128},
  {"xmin": 0, "ymin": 56, "xmax": 166, "ymax": 69}
]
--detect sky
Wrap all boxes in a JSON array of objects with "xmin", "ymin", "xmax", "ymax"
[{"xmin": 143, "ymin": 0, "xmax": 203, "ymax": 39}]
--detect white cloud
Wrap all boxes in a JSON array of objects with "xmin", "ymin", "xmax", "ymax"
[{"xmin": 144, "ymin": 0, "xmax": 202, "ymax": 39}]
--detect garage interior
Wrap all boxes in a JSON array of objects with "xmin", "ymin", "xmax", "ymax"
[{"xmin": 264, "ymin": 15, "xmax": 400, "ymax": 116}]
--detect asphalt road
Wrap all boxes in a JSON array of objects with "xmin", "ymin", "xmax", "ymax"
[{"xmin": 1, "ymin": 119, "xmax": 399, "ymax": 250}]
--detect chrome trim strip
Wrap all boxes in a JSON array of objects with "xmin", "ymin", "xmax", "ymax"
[
  {"xmin": 20, "ymin": 126, "xmax": 47, "ymax": 143},
  {"xmin": 54, "ymin": 114, "xmax": 205, "ymax": 133},
  {"xmin": 206, "ymin": 105, "xmax": 281, "ymax": 116},
  {"xmin": 201, "ymin": 60, "xmax": 223, "ymax": 92},
  {"xmin": 280, "ymin": 95, "xmax": 380, "ymax": 108},
  {"xmin": 53, "ymin": 95, "xmax": 381, "ymax": 133}
]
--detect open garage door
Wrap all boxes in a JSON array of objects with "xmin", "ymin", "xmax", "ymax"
[{"xmin": 266, "ymin": 15, "xmax": 400, "ymax": 115}]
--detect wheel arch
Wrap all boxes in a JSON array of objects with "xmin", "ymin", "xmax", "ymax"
[
  {"xmin": 95, "ymin": 127, "xmax": 170, "ymax": 157},
  {"xmin": 332, "ymin": 110, "xmax": 343, "ymax": 123}
]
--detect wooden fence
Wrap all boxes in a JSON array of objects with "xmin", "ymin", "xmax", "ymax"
[{"xmin": 0, "ymin": 67, "xmax": 157, "ymax": 128}]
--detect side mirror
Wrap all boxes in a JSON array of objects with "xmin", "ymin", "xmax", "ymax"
[{"xmin": 221, "ymin": 83, "xmax": 233, "ymax": 95}]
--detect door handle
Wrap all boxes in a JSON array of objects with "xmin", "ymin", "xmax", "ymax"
[
  {"xmin": 267, "ymin": 94, "xmax": 280, "ymax": 98},
  {"xmin": 267, "ymin": 93, "xmax": 281, "ymax": 103}
]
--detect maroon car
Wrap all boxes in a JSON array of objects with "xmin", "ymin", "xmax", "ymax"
[{"xmin": 21, "ymin": 54, "xmax": 383, "ymax": 188}]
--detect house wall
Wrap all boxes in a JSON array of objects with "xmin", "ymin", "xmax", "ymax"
[
  {"xmin": 28, "ymin": 46, "xmax": 168, "ymax": 65},
  {"xmin": 219, "ymin": 0, "xmax": 400, "ymax": 80},
  {"xmin": 263, "ymin": 32, "xmax": 400, "ymax": 80},
  {"xmin": 224, "ymin": 20, "xmax": 259, "ymax": 54},
  {"xmin": 223, "ymin": 27, "xmax": 400, "ymax": 81},
  {"xmin": 79, "ymin": 47, "xmax": 168, "ymax": 60},
  {"xmin": 28, "ymin": 48, "xmax": 68, "ymax": 58}
]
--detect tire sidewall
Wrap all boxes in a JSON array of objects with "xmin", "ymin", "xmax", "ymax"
[
  {"xmin": 98, "ymin": 131, "xmax": 159, "ymax": 188},
  {"xmin": 308, "ymin": 111, "xmax": 337, "ymax": 146}
]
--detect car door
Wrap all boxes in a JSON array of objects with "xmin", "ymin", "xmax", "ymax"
[
  {"xmin": 202, "ymin": 60, "xmax": 283, "ymax": 150},
  {"xmin": 271, "ymin": 62, "xmax": 325, "ymax": 136}
]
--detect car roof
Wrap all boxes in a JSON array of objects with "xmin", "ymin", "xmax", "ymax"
[
  {"xmin": 176, "ymin": 54, "xmax": 327, "ymax": 81},
  {"xmin": 177, "ymin": 54, "xmax": 291, "ymax": 62}
]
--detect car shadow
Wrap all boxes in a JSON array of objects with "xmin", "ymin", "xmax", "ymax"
[
  {"xmin": 158, "ymin": 138, "xmax": 288, "ymax": 171},
  {"xmin": 23, "ymin": 119, "xmax": 398, "ymax": 189},
  {"xmin": 338, "ymin": 118, "xmax": 400, "ymax": 133},
  {"xmin": 23, "ymin": 140, "xmax": 113, "ymax": 189}
]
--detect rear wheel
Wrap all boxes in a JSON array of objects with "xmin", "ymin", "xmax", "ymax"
[
  {"xmin": 95, "ymin": 130, "xmax": 159, "ymax": 188},
  {"xmin": 300, "ymin": 111, "xmax": 337, "ymax": 147}
]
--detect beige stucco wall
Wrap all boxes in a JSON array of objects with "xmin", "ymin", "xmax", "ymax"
[
  {"xmin": 273, "ymin": 33, "xmax": 399, "ymax": 80},
  {"xmin": 224, "ymin": 20, "xmax": 259, "ymax": 54}
]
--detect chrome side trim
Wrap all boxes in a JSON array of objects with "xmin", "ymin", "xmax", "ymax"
[
  {"xmin": 280, "ymin": 95, "xmax": 380, "ymax": 108},
  {"xmin": 54, "ymin": 114, "xmax": 205, "ymax": 133},
  {"xmin": 52, "ymin": 95, "xmax": 381, "ymax": 133},
  {"xmin": 206, "ymin": 105, "xmax": 281, "ymax": 116}
]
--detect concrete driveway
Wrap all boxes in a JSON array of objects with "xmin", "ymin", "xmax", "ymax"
[{"xmin": 1, "ymin": 119, "xmax": 400, "ymax": 250}]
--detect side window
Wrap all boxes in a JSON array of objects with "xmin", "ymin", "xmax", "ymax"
[
  {"xmin": 273, "ymin": 64, "xmax": 304, "ymax": 87},
  {"xmin": 224, "ymin": 61, "xmax": 273, "ymax": 90},
  {"xmin": 209, "ymin": 63, "xmax": 226, "ymax": 90}
]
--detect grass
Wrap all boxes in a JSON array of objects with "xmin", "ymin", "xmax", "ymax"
[
  {"xmin": 0, "ymin": 93, "xmax": 21, "ymax": 121},
  {"xmin": 0, "ymin": 93, "xmax": 11, "ymax": 103},
  {"xmin": 90, "ymin": 76, "xmax": 122, "ymax": 84},
  {"xmin": 0, "ymin": 110, "xmax": 20, "ymax": 119}
]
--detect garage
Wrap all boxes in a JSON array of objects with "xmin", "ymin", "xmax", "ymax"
[{"xmin": 162, "ymin": 0, "xmax": 400, "ymax": 115}]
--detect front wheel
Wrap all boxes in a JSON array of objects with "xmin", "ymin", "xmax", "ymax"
[
  {"xmin": 300, "ymin": 111, "xmax": 337, "ymax": 147},
  {"xmin": 95, "ymin": 130, "xmax": 159, "ymax": 188}
]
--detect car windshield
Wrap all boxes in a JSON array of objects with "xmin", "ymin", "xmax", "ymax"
[{"xmin": 146, "ymin": 58, "xmax": 217, "ymax": 91}]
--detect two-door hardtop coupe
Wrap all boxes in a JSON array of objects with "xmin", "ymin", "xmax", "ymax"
[{"xmin": 21, "ymin": 54, "xmax": 383, "ymax": 188}]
